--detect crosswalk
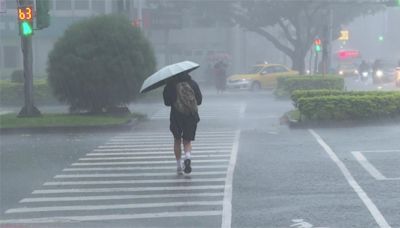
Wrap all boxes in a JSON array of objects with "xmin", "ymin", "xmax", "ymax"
[
  {"xmin": 0, "ymin": 130, "xmax": 240, "ymax": 227},
  {"xmin": 150, "ymin": 103, "xmax": 246, "ymax": 120}
]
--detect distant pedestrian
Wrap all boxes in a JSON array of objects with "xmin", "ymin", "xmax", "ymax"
[
  {"xmin": 214, "ymin": 61, "xmax": 227, "ymax": 94},
  {"xmin": 163, "ymin": 73, "xmax": 202, "ymax": 174}
]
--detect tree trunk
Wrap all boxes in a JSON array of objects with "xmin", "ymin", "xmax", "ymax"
[{"xmin": 290, "ymin": 49, "xmax": 306, "ymax": 75}]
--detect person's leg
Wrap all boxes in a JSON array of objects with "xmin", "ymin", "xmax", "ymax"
[
  {"xmin": 174, "ymin": 138, "xmax": 182, "ymax": 161},
  {"xmin": 183, "ymin": 139, "xmax": 192, "ymax": 174},
  {"xmin": 170, "ymin": 122, "xmax": 183, "ymax": 173}
]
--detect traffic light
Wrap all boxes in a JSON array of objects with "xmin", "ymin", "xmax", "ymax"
[
  {"xmin": 314, "ymin": 39, "xmax": 322, "ymax": 52},
  {"xmin": 17, "ymin": 5, "xmax": 33, "ymax": 36},
  {"xmin": 36, "ymin": 0, "xmax": 50, "ymax": 29},
  {"xmin": 378, "ymin": 36, "xmax": 384, "ymax": 42}
]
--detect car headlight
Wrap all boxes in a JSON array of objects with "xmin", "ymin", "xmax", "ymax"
[
  {"xmin": 339, "ymin": 70, "xmax": 344, "ymax": 75},
  {"xmin": 376, "ymin": 70, "xmax": 383, "ymax": 77},
  {"xmin": 354, "ymin": 70, "xmax": 359, "ymax": 74}
]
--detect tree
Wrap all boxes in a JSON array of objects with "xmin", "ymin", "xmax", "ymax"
[
  {"xmin": 47, "ymin": 15, "xmax": 156, "ymax": 113},
  {"xmin": 231, "ymin": 0, "xmax": 382, "ymax": 74},
  {"xmin": 156, "ymin": 0, "xmax": 381, "ymax": 74}
]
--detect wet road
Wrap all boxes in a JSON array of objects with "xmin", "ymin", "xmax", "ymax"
[{"xmin": 1, "ymin": 88, "xmax": 400, "ymax": 228}]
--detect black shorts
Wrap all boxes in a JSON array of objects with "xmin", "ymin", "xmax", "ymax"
[{"xmin": 170, "ymin": 116, "xmax": 198, "ymax": 141}]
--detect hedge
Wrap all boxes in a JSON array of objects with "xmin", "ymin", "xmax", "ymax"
[
  {"xmin": 275, "ymin": 75, "xmax": 344, "ymax": 98},
  {"xmin": 297, "ymin": 93, "xmax": 400, "ymax": 120},
  {"xmin": 291, "ymin": 90, "xmax": 399, "ymax": 108},
  {"xmin": 0, "ymin": 80, "xmax": 58, "ymax": 106}
]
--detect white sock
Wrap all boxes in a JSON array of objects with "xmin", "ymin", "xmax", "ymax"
[
  {"xmin": 185, "ymin": 152, "xmax": 191, "ymax": 160},
  {"xmin": 176, "ymin": 159, "xmax": 182, "ymax": 168}
]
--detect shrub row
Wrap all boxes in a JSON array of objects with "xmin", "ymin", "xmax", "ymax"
[
  {"xmin": 275, "ymin": 75, "xmax": 344, "ymax": 98},
  {"xmin": 297, "ymin": 93, "xmax": 400, "ymax": 121},
  {"xmin": 291, "ymin": 90, "xmax": 399, "ymax": 108},
  {"xmin": 0, "ymin": 80, "xmax": 58, "ymax": 106}
]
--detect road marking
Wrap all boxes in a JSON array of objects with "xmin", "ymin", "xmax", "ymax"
[
  {"xmin": 309, "ymin": 129, "xmax": 392, "ymax": 228},
  {"xmin": 0, "ymin": 211, "xmax": 222, "ymax": 224},
  {"xmin": 86, "ymin": 150, "xmax": 231, "ymax": 156},
  {"xmin": 105, "ymin": 140, "xmax": 235, "ymax": 144},
  {"xmin": 351, "ymin": 151, "xmax": 386, "ymax": 180},
  {"xmin": 79, "ymin": 154, "xmax": 230, "ymax": 161},
  {"xmin": 43, "ymin": 178, "xmax": 226, "ymax": 186},
  {"xmin": 111, "ymin": 135, "xmax": 235, "ymax": 140},
  {"xmin": 20, "ymin": 192, "xmax": 224, "ymax": 203},
  {"xmin": 239, "ymin": 103, "xmax": 246, "ymax": 118},
  {"xmin": 63, "ymin": 165, "xmax": 228, "ymax": 172},
  {"xmin": 359, "ymin": 150, "xmax": 400, "ymax": 153},
  {"xmin": 98, "ymin": 143, "xmax": 232, "ymax": 148},
  {"xmin": 114, "ymin": 132, "xmax": 237, "ymax": 137},
  {"xmin": 71, "ymin": 159, "xmax": 229, "ymax": 166},
  {"xmin": 55, "ymin": 171, "xmax": 226, "ymax": 178},
  {"xmin": 93, "ymin": 146, "xmax": 232, "ymax": 152},
  {"xmin": 32, "ymin": 185, "xmax": 225, "ymax": 194},
  {"xmin": 222, "ymin": 130, "xmax": 241, "ymax": 228},
  {"xmin": 6, "ymin": 201, "xmax": 223, "ymax": 214}
]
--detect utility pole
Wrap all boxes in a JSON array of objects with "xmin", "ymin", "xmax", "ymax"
[{"xmin": 17, "ymin": 0, "xmax": 40, "ymax": 117}]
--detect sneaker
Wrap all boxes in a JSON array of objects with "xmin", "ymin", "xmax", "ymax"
[
  {"xmin": 177, "ymin": 165, "xmax": 183, "ymax": 174},
  {"xmin": 184, "ymin": 159, "xmax": 191, "ymax": 174}
]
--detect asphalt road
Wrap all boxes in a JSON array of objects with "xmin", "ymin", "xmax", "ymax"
[{"xmin": 1, "ymin": 86, "xmax": 400, "ymax": 228}]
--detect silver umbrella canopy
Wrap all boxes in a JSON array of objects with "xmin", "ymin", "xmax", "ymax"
[{"xmin": 140, "ymin": 61, "xmax": 200, "ymax": 93}]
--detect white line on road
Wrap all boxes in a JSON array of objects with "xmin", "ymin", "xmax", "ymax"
[
  {"xmin": 239, "ymin": 103, "xmax": 246, "ymax": 119},
  {"xmin": 98, "ymin": 143, "xmax": 232, "ymax": 148},
  {"xmin": 32, "ymin": 185, "xmax": 225, "ymax": 194},
  {"xmin": 71, "ymin": 159, "xmax": 229, "ymax": 166},
  {"xmin": 86, "ymin": 150, "xmax": 231, "ymax": 156},
  {"xmin": 351, "ymin": 151, "xmax": 386, "ymax": 180},
  {"xmin": 79, "ymin": 154, "xmax": 230, "ymax": 161},
  {"xmin": 111, "ymin": 135, "xmax": 235, "ymax": 140},
  {"xmin": 20, "ymin": 192, "xmax": 224, "ymax": 203},
  {"xmin": 222, "ymin": 130, "xmax": 241, "ymax": 228},
  {"xmin": 0, "ymin": 211, "xmax": 222, "ymax": 224},
  {"xmin": 63, "ymin": 165, "xmax": 228, "ymax": 172},
  {"xmin": 43, "ymin": 178, "xmax": 226, "ymax": 186},
  {"xmin": 115, "ymin": 131, "xmax": 237, "ymax": 137},
  {"xmin": 6, "ymin": 201, "xmax": 223, "ymax": 214},
  {"xmin": 358, "ymin": 150, "xmax": 400, "ymax": 153},
  {"xmin": 55, "ymin": 171, "xmax": 226, "ymax": 178},
  {"xmin": 309, "ymin": 129, "xmax": 392, "ymax": 228},
  {"xmin": 93, "ymin": 147, "xmax": 232, "ymax": 152}
]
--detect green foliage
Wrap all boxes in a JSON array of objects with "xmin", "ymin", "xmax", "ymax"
[
  {"xmin": 296, "ymin": 92, "xmax": 400, "ymax": 121},
  {"xmin": 275, "ymin": 75, "xmax": 344, "ymax": 98},
  {"xmin": 0, "ymin": 80, "xmax": 58, "ymax": 105},
  {"xmin": 291, "ymin": 90, "xmax": 399, "ymax": 107},
  {"xmin": 10, "ymin": 69, "xmax": 24, "ymax": 83},
  {"xmin": 47, "ymin": 15, "xmax": 156, "ymax": 113}
]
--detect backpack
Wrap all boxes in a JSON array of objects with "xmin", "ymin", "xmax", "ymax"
[{"xmin": 174, "ymin": 81, "xmax": 198, "ymax": 115}]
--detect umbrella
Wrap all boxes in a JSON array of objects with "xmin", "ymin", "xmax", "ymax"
[{"xmin": 140, "ymin": 61, "xmax": 200, "ymax": 93}]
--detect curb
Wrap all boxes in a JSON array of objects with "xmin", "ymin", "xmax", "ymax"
[{"xmin": 0, "ymin": 118, "xmax": 140, "ymax": 134}]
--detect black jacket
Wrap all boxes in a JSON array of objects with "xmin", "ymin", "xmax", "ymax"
[{"xmin": 163, "ymin": 76, "xmax": 202, "ymax": 122}]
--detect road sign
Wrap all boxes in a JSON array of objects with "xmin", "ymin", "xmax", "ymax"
[{"xmin": 339, "ymin": 30, "xmax": 349, "ymax": 41}]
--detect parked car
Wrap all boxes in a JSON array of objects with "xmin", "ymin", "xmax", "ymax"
[
  {"xmin": 226, "ymin": 64, "xmax": 298, "ymax": 90},
  {"xmin": 372, "ymin": 60, "xmax": 397, "ymax": 84}
]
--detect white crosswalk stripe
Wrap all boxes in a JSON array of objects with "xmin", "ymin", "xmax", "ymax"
[{"xmin": 1, "ymin": 129, "xmax": 240, "ymax": 226}]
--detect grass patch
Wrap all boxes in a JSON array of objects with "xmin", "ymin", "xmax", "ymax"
[{"xmin": 0, "ymin": 113, "xmax": 144, "ymax": 129}]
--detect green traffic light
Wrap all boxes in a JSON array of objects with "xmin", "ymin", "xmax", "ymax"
[
  {"xmin": 378, "ymin": 36, "xmax": 384, "ymax": 42},
  {"xmin": 315, "ymin": 45, "xmax": 321, "ymax": 52},
  {"xmin": 21, "ymin": 21, "xmax": 33, "ymax": 36}
]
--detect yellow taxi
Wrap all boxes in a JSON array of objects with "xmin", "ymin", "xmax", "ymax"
[{"xmin": 226, "ymin": 64, "xmax": 298, "ymax": 90}]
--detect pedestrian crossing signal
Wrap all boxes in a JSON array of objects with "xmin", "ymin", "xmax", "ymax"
[{"xmin": 17, "ymin": 6, "xmax": 34, "ymax": 36}]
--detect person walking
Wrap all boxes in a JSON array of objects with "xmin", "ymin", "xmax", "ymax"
[
  {"xmin": 163, "ymin": 72, "xmax": 202, "ymax": 174},
  {"xmin": 214, "ymin": 61, "xmax": 227, "ymax": 94}
]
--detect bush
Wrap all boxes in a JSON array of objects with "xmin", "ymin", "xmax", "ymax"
[
  {"xmin": 297, "ymin": 93, "xmax": 400, "ymax": 121},
  {"xmin": 0, "ymin": 80, "xmax": 58, "ymax": 106},
  {"xmin": 10, "ymin": 70, "xmax": 24, "ymax": 83},
  {"xmin": 275, "ymin": 75, "xmax": 344, "ymax": 98},
  {"xmin": 48, "ymin": 15, "xmax": 156, "ymax": 113},
  {"xmin": 291, "ymin": 90, "xmax": 399, "ymax": 108}
]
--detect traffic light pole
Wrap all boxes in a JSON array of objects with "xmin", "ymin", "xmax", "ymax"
[{"xmin": 18, "ymin": 0, "xmax": 40, "ymax": 117}]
